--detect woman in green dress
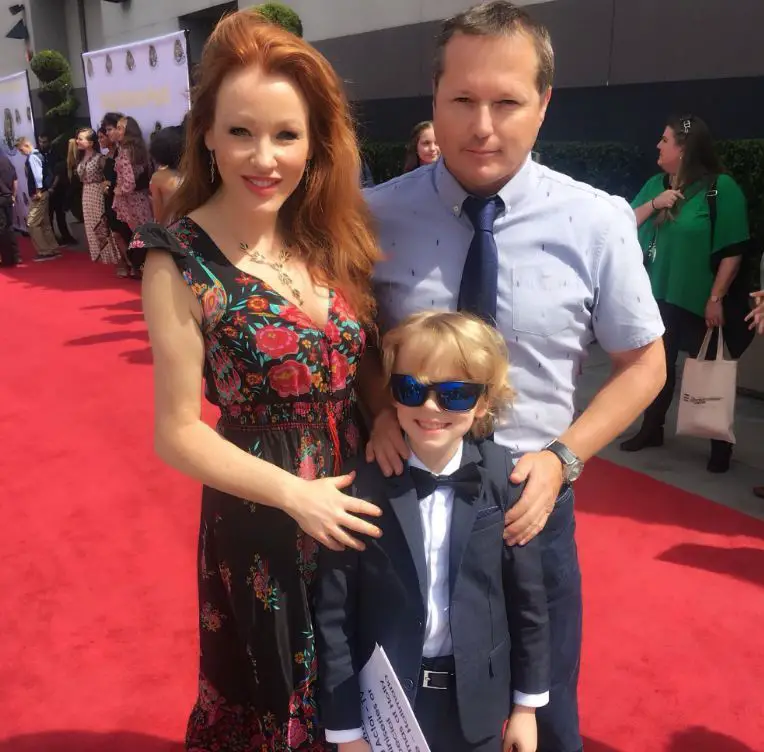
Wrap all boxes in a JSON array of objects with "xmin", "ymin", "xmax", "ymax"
[{"xmin": 621, "ymin": 114, "xmax": 751, "ymax": 473}]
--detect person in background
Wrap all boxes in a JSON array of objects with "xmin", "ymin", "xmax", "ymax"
[
  {"xmin": 622, "ymin": 114, "xmax": 751, "ymax": 473},
  {"xmin": 66, "ymin": 137, "xmax": 84, "ymax": 223},
  {"xmin": 113, "ymin": 116, "xmax": 153, "ymax": 233},
  {"xmin": 403, "ymin": 120, "xmax": 440, "ymax": 173},
  {"xmin": 748, "ymin": 267, "xmax": 764, "ymax": 499},
  {"xmin": 15, "ymin": 136, "xmax": 60, "ymax": 261},
  {"xmin": 101, "ymin": 113, "xmax": 133, "ymax": 276},
  {"xmin": 38, "ymin": 133, "xmax": 76, "ymax": 245},
  {"xmin": 148, "ymin": 125, "xmax": 183, "ymax": 225},
  {"xmin": 0, "ymin": 147, "xmax": 19, "ymax": 266},
  {"xmin": 76, "ymin": 127, "xmax": 121, "ymax": 269}
]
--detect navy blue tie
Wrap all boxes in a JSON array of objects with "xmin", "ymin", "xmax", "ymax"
[{"xmin": 458, "ymin": 195, "xmax": 503, "ymax": 324}]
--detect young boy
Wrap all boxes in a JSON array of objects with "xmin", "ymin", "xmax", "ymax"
[{"xmin": 315, "ymin": 311, "xmax": 550, "ymax": 752}]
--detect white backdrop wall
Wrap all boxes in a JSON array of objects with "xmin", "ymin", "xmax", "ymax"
[
  {"xmin": 0, "ymin": 71, "xmax": 36, "ymax": 231},
  {"xmin": 82, "ymin": 31, "xmax": 191, "ymax": 143}
]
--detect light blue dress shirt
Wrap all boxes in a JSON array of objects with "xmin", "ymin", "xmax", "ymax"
[
  {"xmin": 367, "ymin": 157, "xmax": 665, "ymax": 456},
  {"xmin": 28, "ymin": 150, "xmax": 44, "ymax": 191}
]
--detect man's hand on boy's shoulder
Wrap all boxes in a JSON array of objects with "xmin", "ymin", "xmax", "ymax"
[
  {"xmin": 503, "ymin": 450, "xmax": 562, "ymax": 547},
  {"xmin": 503, "ymin": 706, "xmax": 538, "ymax": 752}
]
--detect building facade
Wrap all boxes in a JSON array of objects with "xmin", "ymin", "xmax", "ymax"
[{"xmin": 1, "ymin": 0, "xmax": 763, "ymax": 145}]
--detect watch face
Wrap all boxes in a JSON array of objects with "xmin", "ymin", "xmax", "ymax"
[{"xmin": 566, "ymin": 461, "xmax": 584, "ymax": 482}]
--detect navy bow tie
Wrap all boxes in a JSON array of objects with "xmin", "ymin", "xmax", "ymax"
[{"xmin": 409, "ymin": 464, "xmax": 481, "ymax": 501}]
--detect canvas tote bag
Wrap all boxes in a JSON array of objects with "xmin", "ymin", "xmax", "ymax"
[{"xmin": 676, "ymin": 327, "xmax": 737, "ymax": 443}]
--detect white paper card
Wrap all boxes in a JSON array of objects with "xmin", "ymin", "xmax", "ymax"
[{"xmin": 359, "ymin": 644, "xmax": 431, "ymax": 752}]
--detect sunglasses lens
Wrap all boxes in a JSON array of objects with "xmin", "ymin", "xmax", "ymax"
[
  {"xmin": 437, "ymin": 382, "xmax": 483, "ymax": 412},
  {"xmin": 391, "ymin": 375, "xmax": 427, "ymax": 407}
]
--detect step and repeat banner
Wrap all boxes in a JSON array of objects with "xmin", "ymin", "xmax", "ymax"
[
  {"xmin": 0, "ymin": 71, "xmax": 36, "ymax": 230},
  {"xmin": 82, "ymin": 30, "xmax": 191, "ymax": 142}
]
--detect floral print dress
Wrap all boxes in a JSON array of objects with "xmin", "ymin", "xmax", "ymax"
[
  {"xmin": 113, "ymin": 146, "xmax": 153, "ymax": 231},
  {"xmin": 77, "ymin": 153, "xmax": 120, "ymax": 264},
  {"xmin": 129, "ymin": 218, "xmax": 367, "ymax": 752}
]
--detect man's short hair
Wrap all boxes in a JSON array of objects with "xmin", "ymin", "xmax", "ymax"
[
  {"xmin": 433, "ymin": 0, "xmax": 555, "ymax": 94},
  {"xmin": 15, "ymin": 137, "xmax": 31, "ymax": 149}
]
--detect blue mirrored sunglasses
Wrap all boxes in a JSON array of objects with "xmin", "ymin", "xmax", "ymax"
[{"xmin": 390, "ymin": 374, "xmax": 486, "ymax": 412}]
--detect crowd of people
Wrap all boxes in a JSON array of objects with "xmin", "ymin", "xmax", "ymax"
[
  {"xmin": 0, "ymin": 114, "xmax": 184, "ymax": 275},
  {"xmin": 2, "ymin": 2, "xmax": 764, "ymax": 751}
]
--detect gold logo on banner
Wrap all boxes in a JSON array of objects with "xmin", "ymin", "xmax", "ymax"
[{"xmin": 174, "ymin": 39, "xmax": 185, "ymax": 65}]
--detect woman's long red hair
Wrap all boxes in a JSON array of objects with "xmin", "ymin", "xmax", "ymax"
[{"xmin": 171, "ymin": 10, "xmax": 379, "ymax": 323}]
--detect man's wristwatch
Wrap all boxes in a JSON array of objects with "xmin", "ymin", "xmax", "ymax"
[{"xmin": 543, "ymin": 440, "xmax": 584, "ymax": 483}]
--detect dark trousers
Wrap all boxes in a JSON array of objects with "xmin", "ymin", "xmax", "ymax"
[
  {"xmin": 415, "ymin": 657, "xmax": 500, "ymax": 752},
  {"xmin": 644, "ymin": 301, "xmax": 731, "ymax": 457},
  {"xmin": 48, "ymin": 189, "xmax": 74, "ymax": 241},
  {"xmin": 0, "ymin": 200, "xmax": 18, "ymax": 266},
  {"xmin": 536, "ymin": 485, "xmax": 583, "ymax": 752}
]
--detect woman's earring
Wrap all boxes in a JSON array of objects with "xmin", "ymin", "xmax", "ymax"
[{"xmin": 209, "ymin": 150, "xmax": 217, "ymax": 183}]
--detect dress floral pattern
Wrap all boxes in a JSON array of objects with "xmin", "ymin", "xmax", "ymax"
[
  {"xmin": 129, "ymin": 218, "xmax": 367, "ymax": 751},
  {"xmin": 113, "ymin": 146, "xmax": 153, "ymax": 230},
  {"xmin": 77, "ymin": 153, "xmax": 120, "ymax": 264}
]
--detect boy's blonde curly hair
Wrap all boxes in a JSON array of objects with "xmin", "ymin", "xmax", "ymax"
[{"xmin": 381, "ymin": 311, "xmax": 514, "ymax": 438}]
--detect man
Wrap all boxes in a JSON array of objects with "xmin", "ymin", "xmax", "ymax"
[
  {"xmin": 38, "ymin": 134, "xmax": 76, "ymax": 246},
  {"xmin": 0, "ymin": 148, "xmax": 19, "ymax": 266},
  {"xmin": 361, "ymin": 3, "xmax": 666, "ymax": 751},
  {"xmin": 16, "ymin": 137, "xmax": 60, "ymax": 261}
]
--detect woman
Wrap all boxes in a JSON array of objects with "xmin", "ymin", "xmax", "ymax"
[
  {"xmin": 128, "ymin": 10, "xmax": 382, "ymax": 750},
  {"xmin": 113, "ymin": 115, "xmax": 153, "ymax": 233},
  {"xmin": 148, "ymin": 125, "xmax": 183, "ymax": 225},
  {"xmin": 101, "ymin": 115, "xmax": 133, "ymax": 277},
  {"xmin": 621, "ymin": 114, "xmax": 751, "ymax": 473},
  {"xmin": 66, "ymin": 137, "xmax": 83, "ymax": 223},
  {"xmin": 402, "ymin": 120, "xmax": 440, "ymax": 172},
  {"xmin": 76, "ymin": 128, "xmax": 121, "ymax": 267}
]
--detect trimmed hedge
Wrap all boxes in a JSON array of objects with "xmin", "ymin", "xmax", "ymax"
[{"xmin": 255, "ymin": 2, "xmax": 303, "ymax": 37}]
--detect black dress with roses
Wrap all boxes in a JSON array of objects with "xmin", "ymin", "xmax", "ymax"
[{"xmin": 129, "ymin": 218, "xmax": 367, "ymax": 751}]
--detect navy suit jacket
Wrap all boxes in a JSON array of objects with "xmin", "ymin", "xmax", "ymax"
[{"xmin": 314, "ymin": 439, "xmax": 550, "ymax": 744}]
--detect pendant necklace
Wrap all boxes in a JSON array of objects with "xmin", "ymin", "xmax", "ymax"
[{"xmin": 240, "ymin": 242, "xmax": 303, "ymax": 306}]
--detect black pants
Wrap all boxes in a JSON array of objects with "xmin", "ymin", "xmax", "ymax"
[
  {"xmin": 49, "ymin": 189, "xmax": 74, "ymax": 242},
  {"xmin": 536, "ymin": 486, "xmax": 582, "ymax": 752},
  {"xmin": 644, "ymin": 301, "xmax": 731, "ymax": 456},
  {"xmin": 0, "ymin": 200, "xmax": 19, "ymax": 266},
  {"xmin": 415, "ymin": 658, "xmax": 500, "ymax": 752}
]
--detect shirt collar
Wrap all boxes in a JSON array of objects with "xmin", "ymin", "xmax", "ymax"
[
  {"xmin": 408, "ymin": 441, "xmax": 464, "ymax": 477},
  {"xmin": 433, "ymin": 153, "xmax": 536, "ymax": 218}
]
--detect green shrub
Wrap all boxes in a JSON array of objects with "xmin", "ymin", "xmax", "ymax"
[
  {"xmin": 255, "ymin": 2, "xmax": 303, "ymax": 37},
  {"xmin": 30, "ymin": 49, "xmax": 77, "ymax": 151}
]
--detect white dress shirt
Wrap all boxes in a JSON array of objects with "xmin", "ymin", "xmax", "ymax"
[{"xmin": 325, "ymin": 443, "xmax": 548, "ymax": 744}]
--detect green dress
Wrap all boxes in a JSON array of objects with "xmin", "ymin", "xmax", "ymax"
[{"xmin": 631, "ymin": 173, "xmax": 749, "ymax": 318}]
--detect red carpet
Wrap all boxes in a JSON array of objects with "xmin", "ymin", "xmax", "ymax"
[{"xmin": 1, "ymin": 243, "xmax": 763, "ymax": 751}]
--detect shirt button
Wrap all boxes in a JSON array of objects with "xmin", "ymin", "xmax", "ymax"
[
  {"xmin": 452, "ymin": 205, "xmax": 460, "ymax": 215},
  {"xmin": 404, "ymin": 678, "xmax": 415, "ymax": 691}
]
